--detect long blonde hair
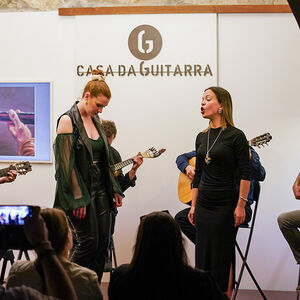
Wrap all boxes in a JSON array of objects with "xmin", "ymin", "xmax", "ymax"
[{"xmin": 203, "ymin": 86, "xmax": 234, "ymax": 132}]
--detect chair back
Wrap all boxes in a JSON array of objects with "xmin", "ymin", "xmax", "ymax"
[{"xmin": 253, "ymin": 180, "xmax": 261, "ymax": 202}]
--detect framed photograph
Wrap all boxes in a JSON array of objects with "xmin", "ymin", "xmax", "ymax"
[{"xmin": 0, "ymin": 82, "xmax": 51, "ymax": 163}]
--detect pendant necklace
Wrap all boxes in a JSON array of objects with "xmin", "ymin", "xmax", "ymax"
[{"xmin": 205, "ymin": 128, "xmax": 222, "ymax": 165}]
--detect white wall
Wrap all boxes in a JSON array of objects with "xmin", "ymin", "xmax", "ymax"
[
  {"xmin": 218, "ymin": 13, "xmax": 300, "ymax": 291},
  {"xmin": 0, "ymin": 11, "xmax": 299, "ymax": 290}
]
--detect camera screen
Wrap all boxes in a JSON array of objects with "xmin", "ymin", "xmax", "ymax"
[{"xmin": 0, "ymin": 206, "xmax": 31, "ymax": 226}]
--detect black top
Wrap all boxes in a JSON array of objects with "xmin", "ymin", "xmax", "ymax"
[
  {"xmin": 193, "ymin": 125, "xmax": 250, "ymax": 203},
  {"xmin": 108, "ymin": 264, "xmax": 228, "ymax": 300},
  {"xmin": 90, "ymin": 136, "xmax": 105, "ymax": 162}
]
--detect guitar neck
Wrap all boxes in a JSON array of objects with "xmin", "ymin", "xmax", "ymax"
[
  {"xmin": 113, "ymin": 158, "xmax": 134, "ymax": 172},
  {"xmin": 0, "ymin": 167, "xmax": 10, "ymax": 178}
]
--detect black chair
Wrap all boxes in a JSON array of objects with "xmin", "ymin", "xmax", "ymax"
[
  {"xmin": 232, "ymin": 181, "xmax": 267, "ymax": 300},
  {"xmin": 297, "ymin": 266, "xmax": 300, "ymax": 300},
  {"xmin": 104, "ymin": 236, "xmax": 118, "ymax": 275},
  {"xmin": 104, "ymin": 211, "xmax": 118, "ymax": 275}
]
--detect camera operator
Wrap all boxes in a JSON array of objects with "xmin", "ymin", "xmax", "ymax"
[{"xmin": 0, "ymin": 206, "xmax": 78, "ymax": 300}]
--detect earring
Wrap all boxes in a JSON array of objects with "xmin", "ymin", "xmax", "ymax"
[{"xmin": 218, "ymin": 109, "xmax": 222, "ymax": 114}]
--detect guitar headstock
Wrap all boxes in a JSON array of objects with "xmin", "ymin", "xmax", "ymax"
[
  {"xmin": 10, "ymin": 161, "xmax": 32, "ymax": 175},
  {"xmin": 142, "ymin": 147, "xmax": 166, "ymax": 158},
  {"xmin": 249, "ymin": 133, "xmax": 272, "ymax": 148}
]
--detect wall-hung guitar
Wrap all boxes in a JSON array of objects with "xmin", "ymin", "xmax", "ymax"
[
  {"xmin": 178, "ymin": 133, "xmax": 272, "ymax": 204},
  {"xmin": 0, "ymin": 161, "xmax": 32, "ymax": 177},
  {"xmin": 112, "ymin": 147, "xmax": 166, "ymax": 176}
]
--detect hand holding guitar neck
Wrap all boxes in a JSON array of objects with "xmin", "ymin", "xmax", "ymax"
[
  {"xmin": 0, "ymin": 168, "xmax": 17, "ymax": 184},
  {"xmin": 0, "ymin": 161, "xmax": 32, "ymax": 184}
]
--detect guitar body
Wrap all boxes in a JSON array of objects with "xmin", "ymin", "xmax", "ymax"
[{"xmin": 178, "ymin": 157, "xmax": 195, "ymax": 204}]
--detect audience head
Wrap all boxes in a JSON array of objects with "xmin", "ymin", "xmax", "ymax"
[
  {"xmin": 129, "ymin": 211, "xmax": 188, "ymax": 273},
  {"xmin": 40, "ymin": 208, "xmax": 72, "ymax": 257},
  {"xmin": 204, "ymin": 86, "xmax": 234, "ymax": 129}
]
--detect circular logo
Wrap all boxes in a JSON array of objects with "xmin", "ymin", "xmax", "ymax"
[{"xmin": 128, "ymin": 25, "xmax": 162, "ymax": 61}]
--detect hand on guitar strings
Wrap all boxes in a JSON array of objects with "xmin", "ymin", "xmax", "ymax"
[
  {"xmin": 185, "ymin": 165, "xmax": 195, "ymax": 180},
  {"xmin": 8, "ymin": 109, "xmax": 35, "ymax": 156},
  {"xmin": 8, "ymin": 109, "xmax": 32, "ymax": 143}
]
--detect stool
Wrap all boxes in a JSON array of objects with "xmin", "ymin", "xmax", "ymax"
[{"xmin": 232, "ymin": 181, "xmax": 266, "ymax": 300}]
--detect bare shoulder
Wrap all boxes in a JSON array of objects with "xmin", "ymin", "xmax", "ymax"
[{"xmin": 57, "ymin": 115, "xmax": 73, "ymax": 134}]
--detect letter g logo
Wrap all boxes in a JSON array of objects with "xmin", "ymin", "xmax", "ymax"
[{"xmin": 128, "ymin": 25, "xmax": 162, "ymax": 60}]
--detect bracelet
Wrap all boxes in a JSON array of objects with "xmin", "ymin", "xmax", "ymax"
[{"xmin": 240, "ymin": 196, "xmax": 248, "ymax": 202}]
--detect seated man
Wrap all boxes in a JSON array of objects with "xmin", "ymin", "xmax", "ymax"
[
  {"xmin": 277, "ymin": 173, "xmax": 300, "ymax": 270},
  {"xmin": 175, "ymin": 147, "xmax": 265, "ymax": 244}
]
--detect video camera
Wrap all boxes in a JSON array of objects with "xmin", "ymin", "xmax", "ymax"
[{"xmin": 0, "ymin": 205, "xmax": 34, "ymax": 250}]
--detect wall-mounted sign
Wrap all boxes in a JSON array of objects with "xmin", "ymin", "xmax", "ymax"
[{"xmin": 75, "ymin": 14, "xmax": 216, "ymax": 79}]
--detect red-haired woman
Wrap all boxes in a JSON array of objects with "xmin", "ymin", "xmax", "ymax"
[{"xmin": 53, "ymin": 70, "xmax": 123, "ymax": 282}]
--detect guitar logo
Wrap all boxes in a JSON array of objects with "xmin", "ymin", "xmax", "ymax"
[{"xmin": 128, "ymin": 25, "xmax": 162, "ymax": 60}]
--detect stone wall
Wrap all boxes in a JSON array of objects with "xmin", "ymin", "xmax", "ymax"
[{"xmin": 0, "ymin": 0, "xmax": 288, "ymax": 12}]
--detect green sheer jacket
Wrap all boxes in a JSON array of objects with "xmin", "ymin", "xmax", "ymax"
[{"xmin": 53, "ymin": 102, "xmax": 123, "ymax": 211}]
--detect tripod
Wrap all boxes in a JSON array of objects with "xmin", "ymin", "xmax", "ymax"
[{"xmin": 0, "ymin": 249, "xmax": 30, "ymax": 285}]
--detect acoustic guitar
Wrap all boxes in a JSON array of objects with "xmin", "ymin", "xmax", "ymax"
[
  {"xmin": 112, "ymin": 147, "xmax": 166, "ymax": 176},
  {"xmin": 178, "ymin": 133, "xmax": 272, "ymax": 204},
  {"xmin": 0, "ymin": 161, "xmax": 32, "ymax": 177}
]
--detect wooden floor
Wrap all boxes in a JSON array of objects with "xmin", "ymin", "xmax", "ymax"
[{"xmin": 100, "ymin": 283, "xmax": 298, "ymax": 300}]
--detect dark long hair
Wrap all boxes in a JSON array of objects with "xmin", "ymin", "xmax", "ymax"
[
  {"xmin": 128, "ymin": 211, "xmax": 188, "ymax": 277},
  {"xmin": 204, "ymin": 86, "xmax": 234, "ymax": 132}
]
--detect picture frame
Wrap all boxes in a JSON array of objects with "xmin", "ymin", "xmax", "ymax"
[{"xmin": 0, "ymin": 82, "xmax": 52, "ymax": 163}]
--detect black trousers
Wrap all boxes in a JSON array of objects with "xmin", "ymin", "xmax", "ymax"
[{"xmin": 68, "ymin": 164, "xmax": 111, "ymax": 283}]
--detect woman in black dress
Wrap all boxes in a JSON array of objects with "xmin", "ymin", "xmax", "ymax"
[{"xmin": 188, "ymin": 87, "xmax": 250, "ymax": 298}]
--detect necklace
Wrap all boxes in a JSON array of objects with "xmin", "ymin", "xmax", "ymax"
[{"xmin": 205, "ymin": 128, "xmax": 222, "ymax": 165}]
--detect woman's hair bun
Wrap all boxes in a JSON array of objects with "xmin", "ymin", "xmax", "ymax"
[
  {"xmin": 92, "ymin": 69, "xmax": 104, "ymax": 76},
  {"xmin": 91, "ymin": 69, "xmax": 105, "ymax": 81}
]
